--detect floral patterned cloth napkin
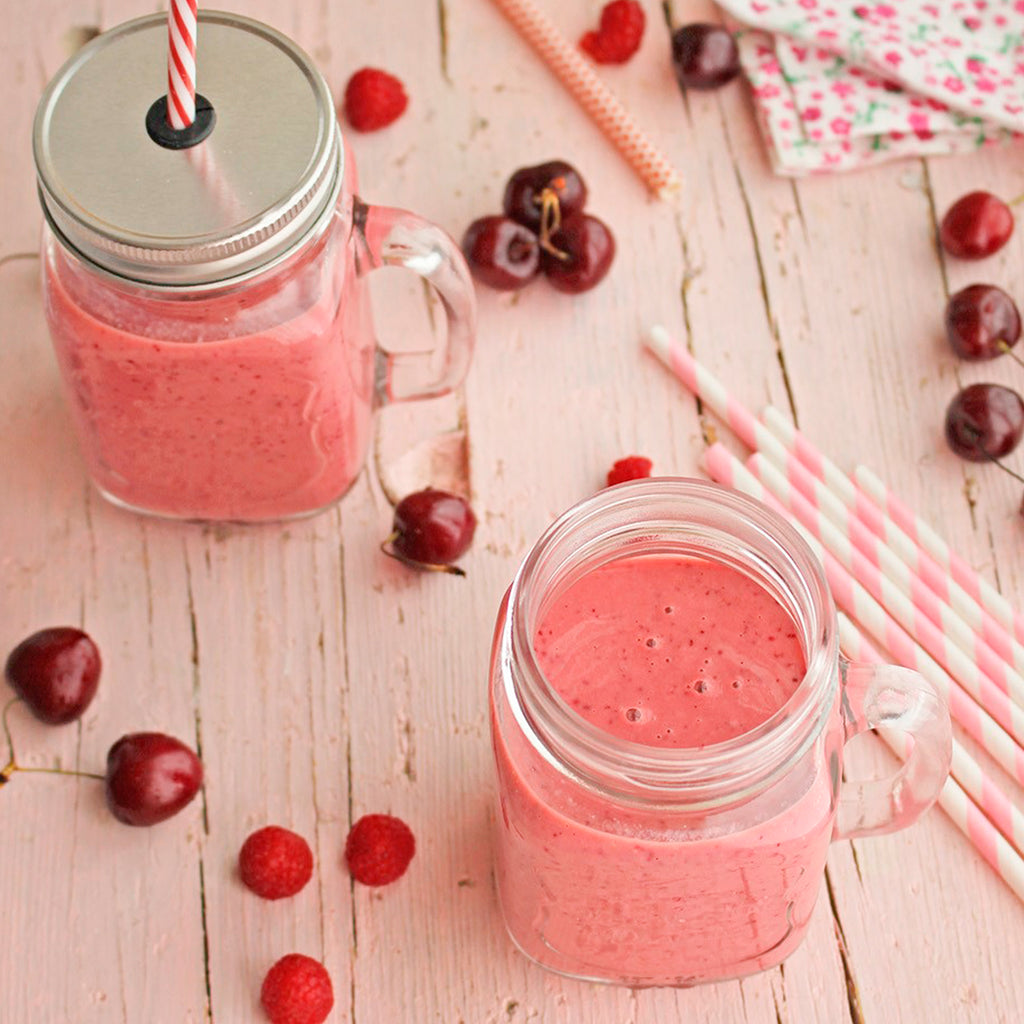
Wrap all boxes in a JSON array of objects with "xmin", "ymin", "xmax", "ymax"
[{"xmin": 715, "ymin": 0, "xmax": 1024, "ymax": 173}]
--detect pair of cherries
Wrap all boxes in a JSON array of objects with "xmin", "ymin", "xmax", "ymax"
[
  {"xmin": 463, "ymin": 161, "xmax": 615, "ymax": 295},
  {"xmin": 3, "ymin": 627, "xmax": 202, "ymax": 825},
  {"xmin": 942, "ymin": 191, "xmax": 1019, "ymax": 365}
]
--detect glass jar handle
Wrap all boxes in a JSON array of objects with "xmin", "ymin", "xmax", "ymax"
[
  {"xmin": 352, "ymin": 198, "xmax": 476, "ymax": 403},
  {"xmin": 834, "ymin": 658, "xmax": 951, "ymax": 839}
]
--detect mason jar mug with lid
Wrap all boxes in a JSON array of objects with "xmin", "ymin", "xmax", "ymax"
[{"xmin": 33, "ymin": 12, "xmax": 475, "ymax": 521}]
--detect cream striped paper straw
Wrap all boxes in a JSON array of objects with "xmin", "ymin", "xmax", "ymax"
[
  {"xmin": 761, "ymin": 441, "xmax": 1024, "ymax": 695},
  {"xmin": 841, "ymin": 618, "xmax": 1024, "ymax": 861},
  {"xmin": 841, "ymin": 620, "xmax": 1024, "ymax": 903},
  {"xmin": 489, "ymin": 0, "xmax": 682, "ymax": 199},
  {"xmin": 746, "ymin": 450, "xmax": 1024, "ymax": 743},
  {"xmin": 167, "ymin": 0, "xmax": 198, "ymax": 129},
  {"xmin": 704, "ymin": 444, "xmax": 1024, "ymax": 788},
  {"xmin": 854, "ymin": 463, "xmax": 1024, "ymax": 646},
  {"xmin": 761, "ymin": 404, "xmax": 1024, "ymax": 673}
]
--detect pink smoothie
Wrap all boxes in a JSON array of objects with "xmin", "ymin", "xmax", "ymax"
[
  {"xmin": 43, "ymin": 225, "xmax": 374, "ymax": 521},
  {"xmin": 492, "ymin": 553, "xmax": 840, "ymax": 985}
]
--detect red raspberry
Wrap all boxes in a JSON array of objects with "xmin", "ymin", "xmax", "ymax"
[
  {"xmin": 342, "ymin": 68, "xmax": 408, "ymax": 132},
  {"xmin": 580, "ymin": 0, "xmax": 646, "ymax": 64},
  {"xmin": 344, "ymin": 813, "xmax": 415, "ymax": 886},
  {"xmin": 260, "ymin": 954, "xmax": 334, "ymax": 1024},
  {"xmin": 239, "ymin": 826, "xmax": 314, "ymax": 900},
  {"xmin": 606, "ymin": 456, "xmax": 653, "ymax": 487}
]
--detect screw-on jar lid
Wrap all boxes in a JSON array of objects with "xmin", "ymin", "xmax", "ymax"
[{"xmin": 33, "ymin": 11, "xmax": 341, "ymax": 286}]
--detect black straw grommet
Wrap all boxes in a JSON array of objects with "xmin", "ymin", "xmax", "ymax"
[{"xmin": 146, "ymin": 93, "xmax": 216, "ymax": 149}]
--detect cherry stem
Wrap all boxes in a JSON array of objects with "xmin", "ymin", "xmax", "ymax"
[
  {"xmin": 965, "ymin": 421, "xmax": 1024, "ymax": 484},
  {"xmin": 536, "ymin": 188, "xmax": 570, "ymax": 262},
  {"xmin": 997, "ymin": 341, "xmax": 1024, "ymax": 370},
  {"xmin": 0, "ymin": 696, "xmax": 104, "ymax": 787},
  {"xmin": 379, "ymin": 537, "xmax": 466, "ymax": 577},
  {"xmin": 1, "ymin": 697, "xmax": 20, "ymax": 782},
  {"xmin": 981, "ymin": 449, "xmax": 1024, "ymax": 485},
  {"xmin": 1008, "ymin": 191, "xmax": 1024, "ymax": 208},
  {"xmin": 12, "ymin": 765, "xmax": 105, "ymax": 781}
]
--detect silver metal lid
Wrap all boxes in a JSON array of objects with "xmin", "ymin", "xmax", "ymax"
[{"xmin": 33, "ymin": 11, "xmax": 341, "ymax": 286}]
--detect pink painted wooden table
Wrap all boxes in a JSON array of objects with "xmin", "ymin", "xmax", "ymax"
[{"xmin": 3, "ymin": 2, "xmax": 1023, "ymax": 1022}]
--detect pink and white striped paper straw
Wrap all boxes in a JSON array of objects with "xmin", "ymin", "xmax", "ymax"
[
  {"xmin": 760, "ymin": 439, "xmax": 1024, "ymax": 695},
  {"xmin": 854, "ymin": 463, "xmax": 1024, "ymax": 646},
  {"xmin": 167, "ymin": 0, "xmax": 198, "ymax": 130},
  {"xmin": 840, "ymin": 620, "xmax": 1024, "ymax": 902},
  {"xmin": 761, "ymin": 405, "xmax": 1024, "ymax": 670},
  {"xmin": 933, "ymin": 771, "xmax": 1024, "ymax": 902},
  {"xmin": 488, "ymin": 0, "xmax": 681, "ymax": 199},
  {"xmin": 704, "ymin": 444, "xmax": 1024, "ymax": 788},
  {"xmin": 652, "ymin": 333, "xmax": 1024, "ymax": 897},
  {"xmin": 644, "ymin": 325, "xmax": 782, "ymax": 453},
  {"xmin": 756, "ymin": 404, "xmax": 860, "ymax": 507},
  {"xmin": 746, "ymin": 450, "xmax": 1024, "ymax": 742}
]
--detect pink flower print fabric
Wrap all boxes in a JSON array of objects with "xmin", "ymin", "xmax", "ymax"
[{"xmin": 716, "ymin": 0, "xmax": 1023, "ymax": 173}]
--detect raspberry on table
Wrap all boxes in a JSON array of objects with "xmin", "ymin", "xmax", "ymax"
[
  {"xmin": 344, "ymin": 813, "xmax": 416, "ymax": 886},
  {"xmin": 580, "ymin": 0, "xmax": 646, "ymax": 65},
  {"xmin": 606, "ymin": 456, "xmax": 653, "ymax": 487},
  {"xmin": 260, "ymin": 954, "xmax": 334, "ymax": 1024},
  {"xmin": 239, "ymin": 826, "xmax": 315, "ymax": 900},
  {"xmin": 342, "ymin": 67, "xmax": 408, "ymax": 132}
]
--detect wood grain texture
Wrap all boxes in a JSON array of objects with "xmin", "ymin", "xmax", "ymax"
[{"xmin": 2, "ymin": 1, "xmax": 1023, "ymax": 1022}]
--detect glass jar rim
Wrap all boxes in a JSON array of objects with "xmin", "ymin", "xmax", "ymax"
[{"xmin": 503, "ymin": 477, "xmax": 839, "ymax": 808}]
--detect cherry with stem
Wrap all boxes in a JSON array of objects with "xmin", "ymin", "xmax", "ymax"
[{"xmin": 381, "ymin": 488, "xmax": 476, "ymax": 575}]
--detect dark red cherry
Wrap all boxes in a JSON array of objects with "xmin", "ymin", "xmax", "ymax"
[
  {"xmin": 4, "ymin": 627, "xmax": 101, "ymax": 725},
  {"xmin": 945, "ymin": 284, "xmax": 1021, "ymax": 361},
  {"xmin": 462, "ymin": 216, "xmax": 540, "ymax": 291},
  {"xmin": 502, "ymin": 161, "xmax": 588, "ymax": 232},
  {"xmin": 945, "ymin": 383, "xmax": 1024, "ymax": 462},
  {"xmin": 541, "ymin": 213, "xmax": 616, "ymax": 294},
  {"xmin": 940, "ymin": 192, "xmax": 1014, "ymax": 260},
  {"xmin": 390, "ymin": 489, "xmax": 476, "ymax": 570},
  {"xmin": 671, "ymin": 24, "xmax": 740, "ymax": 91},
  {"xmin": 105, "ymin": 732, "xmax": 203, "ymax": 826}
]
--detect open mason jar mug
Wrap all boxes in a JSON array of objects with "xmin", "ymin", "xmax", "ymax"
[
  {"xmin": 489, "ymin": 478, "xmax": 952, "ymax": 987},
  {"xmin": 33, "ymin": 12, "xmax": 475, "ymax": 522}
]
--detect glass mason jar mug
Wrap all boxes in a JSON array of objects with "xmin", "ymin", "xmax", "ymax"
[
  {"xmin": 489, "ymin": 479, "xmax": 951, "ymax": 987},
  {"xmin": 33, "ymin": 13, "xmax": 475, "ymax": 522}
]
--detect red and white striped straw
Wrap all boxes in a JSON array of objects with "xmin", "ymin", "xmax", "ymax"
[
  {"xmin": 746, "ymin": 450, "xmax": 1024, "ymax": 743},
  {"xmin": 761, "ymin": 404, "xmax": 1024, "ymax": 668},
  {"xmin": 759, "ymin": 438, "xmax": 1024, "ymax": 698},
  {"xmin": 842, "ymin": 620, "xmax": 1024, "ymax": 898},
  {"xmin": 167, "ymin": 0, "xmax": 199, "ymax": 130},
  {"xmin": 704, "ymin": 443, "xmax": 1024, "ymax": 788},
  {"xmin": 488, "ymin": 0, "xmax": 682, "ymax": 199},
  {"xmin": 854, "ymin": 463, "xmax": 1024, "ymax": 646}
]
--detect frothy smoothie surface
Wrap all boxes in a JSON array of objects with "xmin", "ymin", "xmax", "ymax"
[{"xmin": 533, "ymin": 554, "xmax": 806, "ymax": 747}]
